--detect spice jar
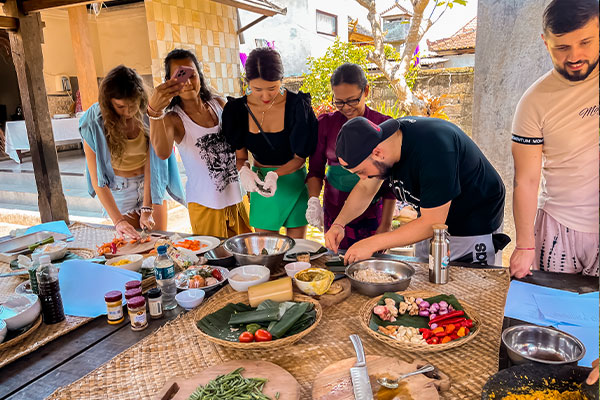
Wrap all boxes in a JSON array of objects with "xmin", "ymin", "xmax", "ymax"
[
  {"xmin": 104, "ymin": 290, "xmax": 124, "ymax": 324},
  {"xmin": 125, "ymin": 280, "xmax": 142, "ymax": 291},
  {"xmin": 127, "ymin": 296, "xmax": 148, "ymax": 331},
  {"xmin": 295, "ymin": 252, "xmax": 311, "ymax": 263},
  {"xmin": 124, "ymin": 288, "xmax": 142, "ymax": 301},
  {"xmin": 147, "ymin": 288, "xmax": 163, "ymax": 319}
]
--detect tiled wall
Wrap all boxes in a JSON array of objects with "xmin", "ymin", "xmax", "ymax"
[{"xmin": 144, "ymin": 0, "xmax": 241, "ymax": 96}]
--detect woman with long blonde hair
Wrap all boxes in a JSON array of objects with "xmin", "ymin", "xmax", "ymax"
[{"xmin": 80, "ymin": 65, "xmax": 184, "ymax": 238}]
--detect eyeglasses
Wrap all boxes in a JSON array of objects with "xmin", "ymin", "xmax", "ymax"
[{"xmin": 332, "ymin": 89, "xmax": 364, "ymax": 109}]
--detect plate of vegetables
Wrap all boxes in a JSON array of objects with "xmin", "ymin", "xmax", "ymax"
[
  {"xmin": 194, "ymin": 293, "xmax": 322, "ymax": 350},
  {"xmin": 175, "ymin": 236, "xmax": 220, "ymax": 255},
  {"xmin": 175, "ymin": 265, "xmax": 229, "ymax": 291},
  {"xmin": 359, "ymin": 290, "xmax": 481, "ymax": 352}
]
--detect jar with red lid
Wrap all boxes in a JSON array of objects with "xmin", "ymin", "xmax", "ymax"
[
  {"xmin": 104, "ymin": 290, "xmax": 124, "ymax": 324},
  {"xmin": 127, "ymin": 296, "xmax": 148, "ymax": 331},
  {"xmin": 124, "ymin": 288, "xmax": 142, "ymax": 300},
  {"xmin": 125, "ymin": 280, "xmax": 141, "ymax": 291}
]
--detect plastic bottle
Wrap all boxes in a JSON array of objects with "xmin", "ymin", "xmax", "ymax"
[
  {"xmin": 154, "ymin": 245, "xmax": 177, "ymax": 310},
  {"xmin": 36, "ymin": 255, "xmax": 66, "ymax": 324}
]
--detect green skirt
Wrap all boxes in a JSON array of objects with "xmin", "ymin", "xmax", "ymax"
[{"xmin": 250, "ymin": 166, "xmax": 308, "ymax": 231}]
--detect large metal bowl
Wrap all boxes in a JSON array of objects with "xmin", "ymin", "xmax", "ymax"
[
  {"xmin": 502, "ymin": 325, "xmax": 586, "ymax": 366},
  {"xmin": 204, "ymin": 245, "xmax": 236, "ymax": 268},
  {"xmin": 223, "ymin": 233, "xmax": 295, "ymax": 273},
  {"xmin": 345, "ymin": 259, "xmax": 415, "ymax": 297}
]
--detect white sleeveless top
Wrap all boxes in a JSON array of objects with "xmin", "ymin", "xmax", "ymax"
[{"xmin": 173, "ymin": 100, "xmax": 242, "ymax": 209}]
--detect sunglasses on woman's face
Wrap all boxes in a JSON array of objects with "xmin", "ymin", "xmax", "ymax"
[{"xmin": 332, "ymin": 89, "xmax": 364, "ymax": 109}]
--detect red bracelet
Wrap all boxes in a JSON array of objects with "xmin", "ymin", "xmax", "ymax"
[{"xmin": 516, "ymin": 247, "xmax": 535, "ymax": 251}]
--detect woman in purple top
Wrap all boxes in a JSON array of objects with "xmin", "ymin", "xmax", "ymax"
[{"xmin": 306, "ymin": 63, "xmax": 395, "ymax": 250}]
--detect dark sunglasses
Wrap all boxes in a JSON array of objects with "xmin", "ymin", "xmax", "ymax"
[{"xmin": 332, "ymin": 89, "xmax": 364, "ymax": 109}]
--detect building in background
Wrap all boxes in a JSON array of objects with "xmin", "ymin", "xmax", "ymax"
[{"xmin": 426, "ymin": 17, "xmax": 476, "ymax": 69}]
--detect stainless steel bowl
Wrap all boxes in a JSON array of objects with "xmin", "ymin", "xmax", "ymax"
[
  {"xmin": 204, "ymin": 245, "xmax": 236, "ymax": 268},
  {"xmin": 502, "ymin": 325, "xmax": 585, "ymax": 366},
  {"xmin": 345, "ymin": 259, "xmax": 415, "ymax": 297},
  {"xmin": 223, "ymin": 233, "xmax": 295, "ymax": 273}
]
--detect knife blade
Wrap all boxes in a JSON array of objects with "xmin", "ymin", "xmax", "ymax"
[{"xmin": 349, "ymin": 334, "xmax": 373, "ymax": 400}]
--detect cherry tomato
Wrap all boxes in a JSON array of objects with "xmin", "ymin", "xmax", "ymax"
[
  {"xmin": 239, "ymin": 331, "xmax": 254, "ymax": 343},
  {"xmin": 254, "ymin": 329, "xmax": 272, "ymax": 342},
  {"xmin": 211, "ymin": 269, "xmax": 223, "ymax": 281}
]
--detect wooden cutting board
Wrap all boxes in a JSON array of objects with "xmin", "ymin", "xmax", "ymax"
[
  {"xmin": 154, "ymin": 360, "xmax": 300, "ymax": 400},
  {"xmin": 312, "ymin": 356, "xmax": 451, "ymax": 400},
  {"xmin": 103, "ymin": 235, "xmax": 162, "ymax": 258},
  {"xmin": 314, "ymin": 277, "xmax": 352, "ymax": 307}
]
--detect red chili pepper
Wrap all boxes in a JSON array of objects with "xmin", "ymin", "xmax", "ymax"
[
  {"xmin": 450, "ymin": 333, "xmax": 459, "ymax": 340},
  {"xmin": 430, "ymin": 317, "xmax": 466, "ymax": 328},
  {"xmin": 429, "ymin": 310, "xmax": 465, "ymax": 325},
  {"xmin": 111, "ymin": 242, "xmax": 118, "ymax": 254},
  {"xmin": 422, "ymin": 330, "xmax": 433, "ymax": 340},
  {"xmin": 211, "ymin": 269, "xmax": 223, "ymax": 281},
  {"xmin": 464, "ymin": 319, "xmax": 473, "ymax": 328},
  {"xmin": 428, "ymin": 336, "xmax": 440, "ymax": 345}
]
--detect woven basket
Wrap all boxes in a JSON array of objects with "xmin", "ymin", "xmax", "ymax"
[
  {"xmin": 0, "ymin": 314, "xmax": 43, "ymax": 351},
  {"xmin": 359, "ymin": 290, "xmax": 482, "ymax": 353},
  {"xmin": 192, "ymin": 291, "xmax": 322, "ymax": 350}
]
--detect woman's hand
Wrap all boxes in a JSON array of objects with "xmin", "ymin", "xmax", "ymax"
[
  {"xmin": 115, "ymin": 219, "xmax": 141, "ymax": 240},
  {"xmin": 148, "ymin": 80, "xmax": 184, "ymax": 114},
  {"xmin": 139, "ymin": 212, "xmax": 155, "ymax": 231},
  {"xmin": 325, "ymin": 223, "xmax": 345, "ymax": 253}
]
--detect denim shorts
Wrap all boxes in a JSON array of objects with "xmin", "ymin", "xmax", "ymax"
[{"xmin": 102, "ymin": 175, "xmax": 144, "ymax": 217}]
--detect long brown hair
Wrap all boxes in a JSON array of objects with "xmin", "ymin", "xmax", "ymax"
[{"xmin": 98, "ymin": 65, "xmax": 148, "ymax": 158}]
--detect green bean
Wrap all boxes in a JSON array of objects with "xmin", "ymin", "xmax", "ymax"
[{"xmin": 187, "ymin": 368, "xmax": 275, "ymax": 400}]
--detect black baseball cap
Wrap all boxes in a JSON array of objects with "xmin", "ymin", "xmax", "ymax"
[{"xmin": 335, "ymin": 117, "xmax": 400, "ymax": 169}]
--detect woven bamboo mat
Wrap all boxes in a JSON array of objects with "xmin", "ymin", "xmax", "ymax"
[
  {"xmin": 0, "ymin": 222, "xmax": 112, "ymax": 368},
  {"xmin": 47, "ymin": 264, "xmax": 510, "ymax": 400}
]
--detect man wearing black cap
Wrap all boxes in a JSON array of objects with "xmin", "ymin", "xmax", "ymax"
[{"xmin": 325, "ymin": 116, "xmax": 506, "ymax": 265}]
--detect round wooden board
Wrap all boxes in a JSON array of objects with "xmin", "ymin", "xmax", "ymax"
[
  {"xmin": 154, "ymin": 360, "xmax": 300, "ymax": 400},
  {"xmin": 314, "ymin": 277, "xmax": 352, "ymax": 307},
  {"xmin": 312, "ymin": 355, "xmax": 451, "ymax": 400}
]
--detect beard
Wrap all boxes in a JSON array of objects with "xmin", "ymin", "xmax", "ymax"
[
  {"xmin": 367, "ymin": 160, "xmax": 393, "ymax": 179},
  {"xmin": 555, "ymin": 57, "xmax": 599, "ymax": 81}
]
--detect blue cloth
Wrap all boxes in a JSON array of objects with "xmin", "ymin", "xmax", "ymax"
[
  {"xmin": 79, "ymin": 103, "xmax": 185, "ymax": 206},
  {"xmin": 25, "ymin": 221, "xmax": 72, "ymax": 238}
]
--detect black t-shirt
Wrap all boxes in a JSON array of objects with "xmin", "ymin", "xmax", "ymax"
[{"xmin": 387, "ymin": 117, "xmax": 505, "ymax": 236}]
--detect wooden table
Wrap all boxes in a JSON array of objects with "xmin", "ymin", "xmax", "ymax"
[{"xmin": 0, "ymin": 254, "xmax": 597, "ymax": 399}]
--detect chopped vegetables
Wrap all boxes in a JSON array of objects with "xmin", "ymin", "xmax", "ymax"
[
  {"xmin": 97, "ymin": 238, "xmax": 126, "ymax": 255},
  {"xmin": 175, "ymin": 239, "xmax": 207, "ymax": 251},
  {"xmin": 186, "ymin": 367, "xmax": 277, "ymax": 400},
  {"xmin": 112, "ymin": 259, "xmax": 132, "ymax": 266}
]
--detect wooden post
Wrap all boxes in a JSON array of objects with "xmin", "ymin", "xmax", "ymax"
[
  {"xmin": 8, "ymin": 10, "xmax": 70, "ymax": 223},
  {"xmin": 68, "ymin": 6, "xmax": 97, "ymax": 110}
]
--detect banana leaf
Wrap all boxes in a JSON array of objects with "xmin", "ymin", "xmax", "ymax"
[
  {"xmin": 368, "ymin": 293, "xmax": 470, "ymax": 332},
  {"xmin": 196, "ymin": 301, "xmax": 316, "ymax": 342}
]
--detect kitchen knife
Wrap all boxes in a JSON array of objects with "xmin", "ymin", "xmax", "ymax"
[{"xmin": 349, "ymin": 334, "xmax": 373, "ymax": 400}]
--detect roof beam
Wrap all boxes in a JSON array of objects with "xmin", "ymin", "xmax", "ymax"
[
  {"xmin": 0, "ymin": 15, "xmax": 18, "ymax": 30},
  {"xmin": 210, "ymin": 0, "xmax": 286, "ymax": 17},
  {"xmin": 236, "ymin": 14, "xmax": 267, "ymax": 34},
  {"xmin": 21, "ymin": 0, "xmax": 96, "ymax": 14}
]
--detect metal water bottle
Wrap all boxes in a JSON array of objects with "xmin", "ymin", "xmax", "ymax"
[{"xmin": 429, "ymin": 224, "xmax": 449, "ymax": 284}]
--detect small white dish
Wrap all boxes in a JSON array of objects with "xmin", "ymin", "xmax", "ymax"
[
  {"xmin": 0, "ymin": 293, "xmax": 41, "ymax": 330},
  {"xmin": 228, "ymin": 265, "xmax": 270, "ymax": 292},
  {"xmin": 105, "ymin": 254, "xmax": 144, "ymax": 272},
  {"xmin": 175, "ymin": 289, "xmax": 205, "ymax": 310},
  {"xmin": 174, "ymin": 236, "xmax": 220, "ymax": 255},
  {"xmin": 0, "ymin": 319, "xmax": 7, "ymax": 343},
  {"xmin": 15, "ymin": 280, "xmax": 32, "ymax": 295},
  {"xmin": 33, "ymin": 240, "xmax": 68, "ymax": 261},
  {"xmin": 284, "ymin": 262, "xmax": 311, "ymax": 278},
  {"xmin": 284, "ymin": 239, "xmax": 326, "ymax": 261}
]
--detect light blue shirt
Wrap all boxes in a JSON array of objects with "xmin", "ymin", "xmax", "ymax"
[{"xmin": 79, "ymin": 103, "xmax": 185, "ymax": 206}]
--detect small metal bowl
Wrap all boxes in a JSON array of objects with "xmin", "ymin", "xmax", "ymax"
[
  {"xmin": 204, "ymin": 245, "xmax": 236, "ymax": 268},
  {"xmin": 345, "ymin": 259, "xmax": 415, "ymax": 297},
  {"xmin": 223, "ymin": 233, "xmax": 295, "ymax": 273},
  {"xmin": 502, "ymin": 325, "xmax": 586, "ymax": 366}
]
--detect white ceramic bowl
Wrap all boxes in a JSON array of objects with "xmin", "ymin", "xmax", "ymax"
[
  {"xmin": 34, "ymin": 240, "xmax": 68, "ymax": 261},
  {"xmin": 175, "ymin": 289, "xmax": 205, "ymax": 310},
  {"xmin": 0, "ymin": 293, "xmax": 41, "ymax": 330},
  {"xmin": 227, "ymin": 265, "xmax": 270, "ymax": 292},
  {"xmin": 106, "ymin": 254, "xmax": 144, "ymax": 272},
  {"xmin": 0, "ymin": 319, "xmax": 7, "ymax": 343},
  {"xmin": 284, "ymin": 262, "xmax": 311, "ymax": 278}
]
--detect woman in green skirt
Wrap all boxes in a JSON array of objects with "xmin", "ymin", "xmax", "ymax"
[{"xmin": 222, "ymin": 47, "xmax": 318, "ymax": 238}]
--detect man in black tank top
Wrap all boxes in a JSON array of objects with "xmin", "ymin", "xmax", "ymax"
[{"xmin": 325, "ymin": 116, "xmax": 508, "ymax": 266}]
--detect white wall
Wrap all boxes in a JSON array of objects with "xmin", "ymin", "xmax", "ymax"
[
  {"xmin": 444, "ymin": 54, "xmax": 475, "ymax": 68},
  {"xmin": 238, "ymin": 0, "xmax": 366, "ymax": 76}
]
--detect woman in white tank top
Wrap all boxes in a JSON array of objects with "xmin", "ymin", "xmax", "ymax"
[{"xmin": 147, "ymin": 49, "xmax": 251, "ymax": 237}]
